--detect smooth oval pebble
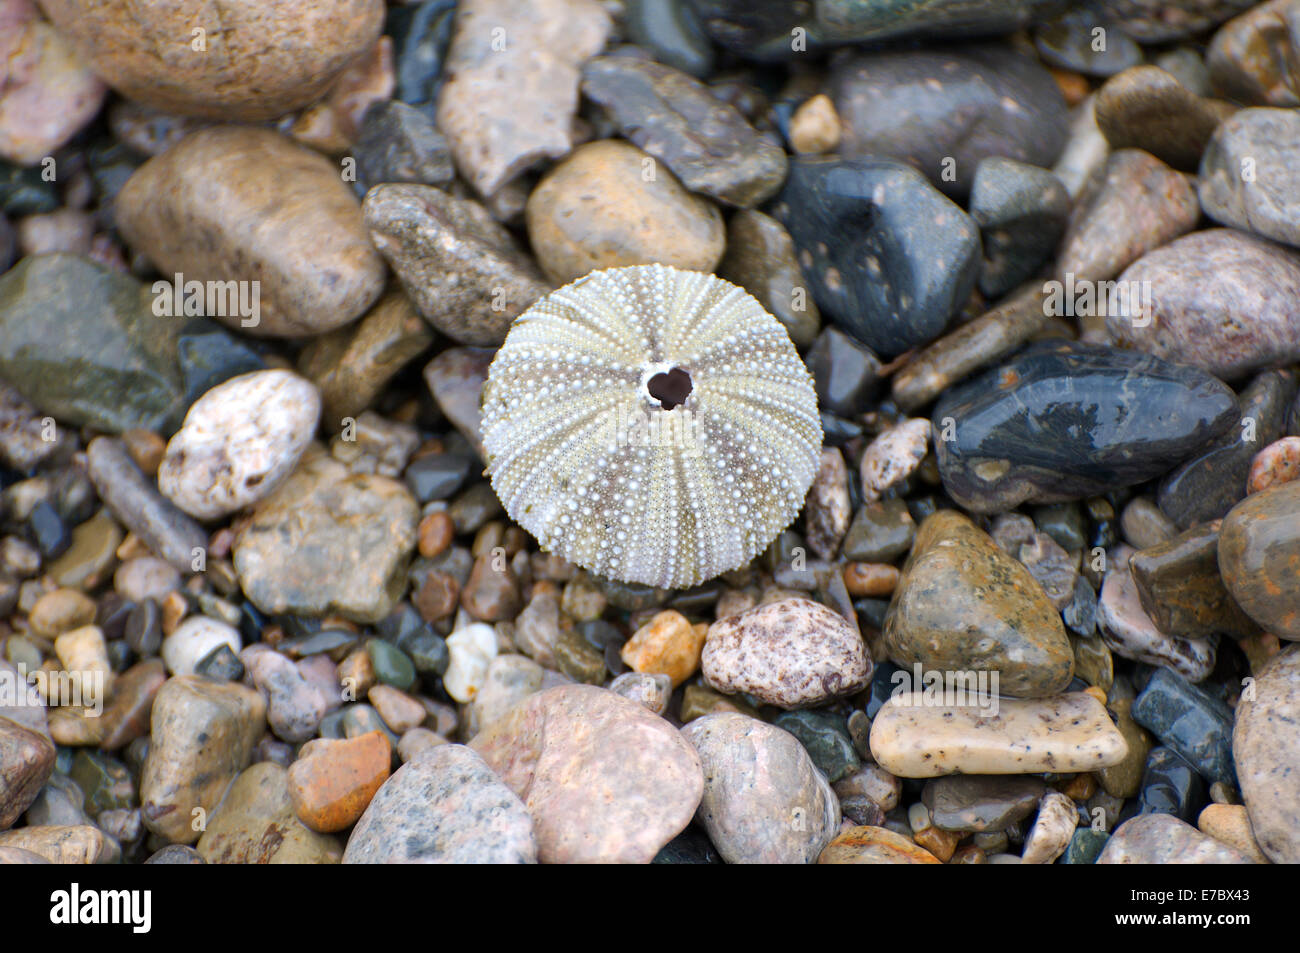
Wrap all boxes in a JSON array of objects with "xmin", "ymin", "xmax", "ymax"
[
  {"xmin": 817, "ymin": 825, "xmax": 941, "ymax": 864},
  {"xmin": 869, "ymin": 691, "xmax": 1129, "ymax": 778},
  {"xmin": 159, "ymin": 370, "xmax": 320, "ymax": 520},
  {"xmin": 1219, "ymin": 480, "xmax": 1300, "ymax": 639},
  {"xmin": 1232, "ymin": 645, "xmax": 1300, "ymax": 863}
]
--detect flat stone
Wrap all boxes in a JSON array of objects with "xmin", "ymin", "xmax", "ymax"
[
  {"xmin": 0, "ymin": 255, "xmax": 185, "ymax": 433},
  {"xmin": 681, "ymin": 713, "xmax": 838, "ymax": 864},
  {"xmin": 818, "ymin": 825, "xmax": 941, "ymax": 864},
  {"xmin": 1021, "ymin": 791, "xmax": 1079, "ymax": 864},
  {"xmin": 831, "ymin": 44, "xmax": 1068, "ymax": 198},
  {"xmin": 234, "ymin": 447, "xmax": 418, "ymax": 624},
  {"xmin": 1219, "ymin": 480, "xmax": 1300, "ymax": 639},
  {"xmin": 115, "ymin": 126, "xmax": 385, "ymax": 337},
  {"xmin": 934, "ymin": 340, "xmax": 1238, "ymax": 512},
  {"xmin": 1097, "ymin": 813, "xmax": 1251, "ymax": 863},
  {"xmin": 469, "ymin": 685, "xmax": 702, "ymax": 864},
  {"xmin": 921, "ymin": 776, "xmax": 1047, "ymax": 833},
  {"xmin": 140, "ymin": 675, "xmax": 266, "ymax": 844},
  {"xmin": 39, "ymin": 0, "xmax": 382, "ymax": 120},
  {"xmin": 344, "ymin": 744, "xmax": 536, "ymax": 863},
  {"xmin": 771, "ymin": 157, "xmax": 979, "ymax": 358},
  {"xmin": 435, "ymin": 0, "xmax": 611, "ymax": 197},
  {"xmin": 885, "ymin": 510, "xmax": 1074, "ymax": 698},
  {"xmin": 364, "ymin": 184, "xmax": 550, "ymax": 347},
  {"xmin": 1130, "ymin": 523, "xmax": 1258, "ymax": 638},
  {"xmin": 870, "ymin": 691, "xmax": 1129, "ymax": 778},
  {"xmin": 702, "ymin": 597, "xmax": 871, "ymax": 709},
  {"xmin": 1132, "ymin": 668, "xmax": 1234, "ymax": 786},
  {"xmin": 197, "ymin": 762, "xmax": 342, "ymax": 864},
  {"xmin": 0, "ymin": 824, "xmax": 110, "ymax": 864},
  {"xmin": 581, "ymin": 56, "xmax": 786, "ymax": 208},
  {"xmin": 1232, "ymin": 645, "xmax": 1300, "ymax": 862}
]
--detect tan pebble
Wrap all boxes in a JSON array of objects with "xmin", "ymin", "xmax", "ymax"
[
  {"xmin": 1021, "ymin": 791, "xmax": 1079, "ymax": 863},
  {"xmin": 52, "ymin": 625, "xmax": 113, "ymax": 698},
  {"xmin": 1197, "ymin": 803, "xmax": 1270, "ymax": 864},
  {"xmin": 121, "ymin": 428, "xmax": 165, "ymax": 477},
  {"xmin": 27, "ymin": 588, "xmax": 96, "ymax": 638},
  {"xmin": 620, "ymin": 609, "xmax": 705, "ymax": 687},
  {"xmin": 789, "ymin": 94, "xmax": 842, "ymax": 155},
  {"xmin": 368, "ymin": 684, "xmax": 427, "ymax": 734},
  {"xmin": 417, "ymin": 511, "xmax": 455, "ymax": 559},
  {"xmin": 818, "ymin": 825, "xmax": 942, "ymax": 864},
  {"xmin": 337, "ymin": 648, "xmax": 377, "ymax": 701}
]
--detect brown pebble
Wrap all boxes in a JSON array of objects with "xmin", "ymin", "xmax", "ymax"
[
  {"xmin": 120, "ymin": 428, "xmax": 166, "ymax": 477},
  {"xmin": 417, "ymin": 511, "xmax": 455, "ymax": 559},
  {"xmin": 842, "ymin": 562, "xmax": 899, "ymax": 598},
  {"xmin": 413, "ymin": 569, "xmax": 459, "ymax": 623}
]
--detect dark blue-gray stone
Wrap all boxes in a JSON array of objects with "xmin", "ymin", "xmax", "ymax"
[
  {"xmin": 355, "ymin": 101, "xmax": 454, "ymax": 189},
  {"xmin": 0, "ymin": 161, "xmax": 58, "ymax": 216},
  {"xmin": 969, "ymin": 157, "xmax": 1069, "ymax": 298},
  {"xmin": 194, "ymin": 643, "xmax": 245, "ymax": 682},
  {"xmin": 176, "ymin": 319, "xmax": 266, "ymax": 407},
  {"xmin": 772, "ymin": 709, "xmax": 860, "ymax": 782},
  {"xmin": 805, "ymin": 326, "xmax": 881, "ymax": 417},
  {"xmin": 1063, "ymin": 576, "xmax": 1099, "ymax": 637},
  {"xmin": 934, "ymin": 340, "xmax": 1240, "ymax": 513},
  {"xmin": 816, "ymin": 0, "xmax": 1069, "ymax": 42},
  {"xmin": 1034, "ymin": 9, "xmax": 1143, "ymax": 77},
  {"xmin": 687, "ymin": 0, "xmax": 831, "ymax": 62},
  {"xmin": 1132, "ymin": 668, "xmax": 1234, "ymax": 786},
  {"xmin": 1136, "ymin": 746, "xmax": 1207, "ymax": 822},
  {"xmin": 652, "ymin": 826, "xmax": 724, "ymax": 863},
  {"xmin": 1061, "ymin": 827, "xmax": 1110, "ymax": 863},
  {"xmin": 626, "ymin": 0, "xmax": 715, "ymax": 78},
  {"xmin": 772, "ymin": 157, "xmax": 980, "ymax": 357},
  {"xmin": 28, "ymin": 501, "xmax": 70, "ymax": 559},
  {"xmin": 404, "ymin": 452, "xmax": 474, "ymax": 502},
  {"xmin": 386, "ymin": 0, "xmax": 457, "ymax": 108}
]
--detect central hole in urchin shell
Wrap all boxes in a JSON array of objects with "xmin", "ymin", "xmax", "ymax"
[{"xmin": 646, "ymin": 366, "xmax": 692, "ymax": 410}]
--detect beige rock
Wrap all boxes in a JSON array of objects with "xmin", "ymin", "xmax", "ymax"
[
  {"xmin": 1197, "ymin": 803, "xmax": 1270, "ymax": 864},
  {"xmin": 198, "ymin": 762, "xmax": 342, "ymax": 863},
  {"xmin": 1098, "ymin": 813, "xmax": 1252, "ymax": 864},
  {"xmin": 789, "ymin": 94, "xmax": 841, "ymax": 155},
  {"xmin": 0, "ymin": 824, "xmax": 111, "ymax": 863},
  {"xmin": 869, "ymin": 691, "xmax": 1129, "ymax": 777},
  {"xmin": 1232, "ymin": 645, "xmax": 1300, "ymax": 863},
  {"xmin": 1020, "ymin": 791, "xmax": 1078, "ymax": 864},
  {"xmin": 818, "ymin": 825, "xmax": 942, "ymax": 864}
]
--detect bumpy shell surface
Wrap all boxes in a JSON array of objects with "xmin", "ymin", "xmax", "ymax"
[{"xmin": 482, "ymin": 264, "xmax": 822, "ymax": 589}]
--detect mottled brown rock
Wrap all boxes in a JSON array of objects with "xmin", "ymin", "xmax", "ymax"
[
  {"xmin": 885, "ymin": 511, "xmax": 1074, "ymax": 698},
  {"xmin": 469, "ymin": 685, "xmax": 702, "ymax": 863},
  {"xmin": 198, "ymin": 762, "xmax": 342, "ymax": 864},
  {"xmin": 818, "ymin": 825, "xmax": 941, "ymax": 864},
  {"xmin": 1098, "ymin": 813, "xmax": 1252, "ymax": 863},
  {"xmin": 681, "ymin": 713, "xmax": 839, "ymax": 864},
  {"xmin": 1233, "ymin": 645, "xmax": 1300, "ymax": 862},
  {"xmin": 716, "ymin": 208, "xmax": 820, "ymax": 348},
  {"xmin": 297, "ymin": 290, "xmax": 435, "ymax": 428},
  {"xmin": 0, "ymin": 824, "xmax": 111, "ymax": 863},
  {"xmin": 1056, "ymin": 149, "xmax": 1199, "ymax": 284},
  {"xmin": 1110, "ymin": 228, "xmax": 1300, "ymax": 379},
  {"xmin": 460, "ymin": 553, "xmax": 522, "ymax": 622},
  {"xmin": 116, "ymin": 126, "xmax": 385, "ymax": 338},
  {"xmin": 1095, "ymin": 66, "xmax": 1236, "ymax": 171},
  {"xmin": 435, "ymin": 0, "xmax": 611, "ymax": 197},
  {"xmin": 363, "ymin": 184, "xmax": 550, "ymax": 346},
  {"xmin": 140, "ymin": 675, "xmax": 266, "ymax": 844},
  {"xmin": 0, "ymin": 715, "xmax": 54, "ymax": 829},
  {"xmin": 1207, "ymin": 0, "xmax": 1300, "ymax": 107},
  {"xmin": 805, "ymin": 448, "xmax": 850, "ymax": 560},
  {"xmin": 423, "ymin": 347, "xmax": 493, "ymax": 459},
  {"xmin": 1130, "ymin": 522, "xmax": 1258, "ymax": 639},
  {"xmin": 287, "ymin": 732, "xmax": 391, "ymax": 834},
  {"xmin": 525, "ymin": 139, "xmax": 726, "ymax": 286},
  {"xmin": 1249, "ymin": 436, "xmax": 1300, "ymax": 494},
  {"xmin": 1099, "ymin": 680, "xmax": 1154, "ymax": 799},
  {"xmin": 702, "ymin": 597, "xmax": 871, "ymax": 709},
  {"xmin": 38, "ymin": 0, "xmax": 384, "ymax": 121},
  {"xmin": 1219, "ymin": 479, "xmax": 1300, "ymax": 639},
  {"xmin": 99, "ymin": 658, "xmax": 166, "ymax": 751}
]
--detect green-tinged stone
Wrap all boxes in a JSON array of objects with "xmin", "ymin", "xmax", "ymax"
[
  {"xmin": 366, "ymin": 638, "xmax": 417, "ymax": 691},
  {"xmin": 1070, "ymin": 633, "xmax": 1113, "ymax": 693},
  {"xmin": 45, "ymin": 511, "xmax": 122, "ymax": 590},
  {"xmin": 1099, "ymin": 677, "xmax": 1152, "ymax": 799},
  {"xmin": 0, "ymin": 162, "xmax": 59, "ymax": 215},
  {"xmin": 1032, "ymin": 503, "xmax": 1087, "ymax": 553},
  {"xmin": 69, "ymin": 750, "xmax": 135, "ymax": 819},
  {"xmin": 772, "ymin": 709, "xmax": 860, "ymax": 782},
  {"xmin": 679, "ymin": 683, "xmax": 758, "ymax": 723},
  {"xmin": 841, "ymin": 499, "xmax": 915, "ymax": 563},
  {"xmin": 885, "ymin": 510, "xmax": 1074, "ymax": 698},
  {"xmin": 0, "ymin": 255, "xmax": 186, "ymax": 433},
  {"xmin": 1061, "ymin": 828, "xmax": 1110, "ymax": 864},
  {"xmin": 1130, "ymin": 522, "xmax": 1258, "ymax": 639},
  {"xmin": 555, "ymin": 625, "xmax": 606, "ymax": 685}
]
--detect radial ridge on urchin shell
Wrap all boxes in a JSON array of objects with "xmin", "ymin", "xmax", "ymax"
[{"xmin": 481, "ymin": 263, "xmax": 823, "ymax": 590}]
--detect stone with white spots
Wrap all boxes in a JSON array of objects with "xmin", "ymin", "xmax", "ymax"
[
  {"xmin": 861, "ymin": 418, "xmax": 931, "ymax": 502},
  {"xmin": 159, "ymin": 370, "xmax": 320, "ymax": 520}
]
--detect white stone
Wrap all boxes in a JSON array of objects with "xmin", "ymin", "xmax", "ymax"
[
  {"xmin": 1020, "ymin": 791, "xmax": 1078, "ymax": 864},
  {"xmin": 158, "ymin": 369, "xmax": 321, "ymax": 520},
  {"xmin": 114, "ymin": 556, "xmax": 181, "ymax": 603},
  {"xmin": 444, "ymin": 623, "xmax": 499, "ymax": 703},
  {"xmin": 162, "ymin": 616, "xmax": 242, "ymax": 677},
  {"xmin": 860, "ymin": 418, "xmax": 931, "ymax": 501}
]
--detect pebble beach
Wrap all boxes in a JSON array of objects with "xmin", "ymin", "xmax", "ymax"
[{"xmin": 0, "ymin": 0, "xmax": 1297, "ymax": 871}]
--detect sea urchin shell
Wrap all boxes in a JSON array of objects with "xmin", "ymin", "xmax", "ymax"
[{"xmin": 481, "ymin": 264, "xmax": 823, "ymax": 589}]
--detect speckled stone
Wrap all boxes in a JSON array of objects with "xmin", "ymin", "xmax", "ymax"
[
  {"xmin": 344, "ymin": 743, "xmax": 535, "ymax": 863},
  {"xmin": 886, "ymin": 511, "xmax": 1074, "ymax": 698},
  {"xmin": 234, "ymin": 448, "xmax": 418, "ymax": 624},
  {"xmin": 860, "ymin": 418, "xmax": 931, "ymax": 503},
  {"xmin": 1132, "ymin": 668, "xmax": 1234, "ymax": 786},
  {"xmin": 1095, "ymin": 66, "xmax": 1236, "ymax": 171},
  {"xmin": 1097, "ymin": 813, "xmax": 1251, "ymax": 863},
  {"xmin": 363, "ymin": 184, "xmax": 550, "ymax": 347},
  {"xmin": 772, "ymin": 157, "xmax": 979, "ymax": 358},
  {"xmin": 197, "ymin": 762, "xmax": 342, "ymax": 864},
  {"xmin": 1200, "ymin": 108, "xmax": 1300, "ymax": 247},
  {"xmin": 818, "ymin": 825, "xmax": 941, "ymax": 864},
  {"xmin": 1207, "ymin": 0, "xmax": 1300, "ymax": 107},
  {"xmin": 682, "ymin": 713, "xmax": 839, "ymax": 864},
  {"xmin": 39, "ymin": 0, "xmax": 382, "ymax": 120},
  {"xmin": 831, "ymin": 45, "xmax": 1068, "ymax": 198},
  {"xmin": 969, "ymin": 158, "xmax": 1069, "ymax": 298},
  {"xmin": 243, "ymin": 647, "xmax": 329, "ymax": 743},
  {"xmin": 1098, "ymin": 547, "xmax": 1218, "ymax": 682},
  {"xmin": 115, "ymin": 126, "xmax": 385, "ymax": 338},
  {"xmin": 1249, "ymin": 436, "xmax": 1300, "ymax": 494},
  {"xmin": 1021, "ymin": 791, "xmax": 1079, "ymax": 864},
  {"xmin": 934, "ymin": 340, "xmax": 1238, "ymax": 513},
  {"xmin": 1130, "ymin": 523, "xmax": 1257, "ymax": 639},
  {"xmin": 581, "ymin": 56, "xmax": 786, "ymax": 209},
  {"xmin": 1100, "ymin": 0, "xmax": 1255, "ymax": 42},
  {"xmin": 140, "ymin": 676, "xmax": 266, "ymax": 844},
  {"xmin": 805, "ymin": 449, "xmax": 851, "ymax": 560},
  {"xmin": 1233, "ymin": 645, "xmax": 1300, "ymax": 862},
  {"xmin": 525, "ymin": 140, "xmax": 726, "ymax": 286},
  {"xmin": 608, "ymin": 671, "xmax": 672, "ymax": 715},
  {"xmin": 1057, "ymin": 150, "xmax": 1200, "ymax": 286},
  {"xmin": 0, "ymin": 715, "xmax": 54, "ymax": 829},
  {"xmin": 1157, "ymin": 370, "xmax": 1294, "ymax": 528},
  {"xmin": 922, "ymin": 776, "xmax": 1047, "ymax": 833},
  {"xmin": 469, "ymin": 685, "xmax": 702, "ymax": 863},
  {"xmin": 989, "ymin": 512, "xmax": 1078, "ymax": 612},
  {"xmin": 1219, "ymin": 480, "xmax": 1300, "ymax": 639},
  {"xmin": 870, "ymin": 691, "xmax": 1129, "ymax": 778},
  {"xmin": 1061, "ymin": 828, "xmax": 1111, "ymax": 864},
  {"xmin": 435, "ymin": 0, "xmax": 611, "ymax": 197},
  {"xmin": 159, "ymin": 370, "xmax": 320, "ymax": 520},
  {"xmin": 702, "ymin": 597, "xmax": 871, "ymax": 709}
]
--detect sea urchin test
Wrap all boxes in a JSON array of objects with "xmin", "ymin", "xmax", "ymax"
[{"xmin": 482, "ymin": 264, "xmax": 822, "ymax": 589}]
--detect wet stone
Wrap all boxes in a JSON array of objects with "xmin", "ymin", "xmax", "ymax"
[
  {"xmin": 771, "ymin": 710, "xmax": 860, "ymax": 783},
  {"xmin": 718, "ymin": 209, "xmax": 821, "ymax": 349},
  {"xmin": 934, "ymin": 340, "xmax": 1238, "ymax": 513},
  {"xmin": 197, "ymin": 762, "xmax": 342, "ymax": 864},
  {"xmin": 886, "ymin": 511, "xmax": 1074, "ymax": 698},
  {"xmin": 1061, "ymin": 828, "xmax": 1110, "ymax": 864},
  {"xmin": 0, "ymin": 715, "xmax": 55, "ymax": 830},
  {"xmin": 1200, "ymin": 108, "xmax": 1300, "ymax": 248},
  {"xmin": 805, "ymin": 328, "xmax": 878, "ymax": 418},
  {"xmin": 841, "ymin": 499, "xmax": 915, "ymax": 564},
  {"xmin": 1132, "ymin": 668, "xmax": 1234, "ymax": 787},
  {"xmin": 818, "ymin": 825, "xmax": 941, "ymax": 864},
  {"xmin": 969, "ymin": 158, "xmax": 1069, "ymax": 298},
  {"xmin": 581, "ymin": 56, "xmax": 786, "ymax": 209},
  {"xmin": 1129, "ymin": 523, "xmax": 1259, "ymax": 639},
  {"xmin": 1137, "ymin": 746, "xmax": 1207, "ymax": 822},
  {"xmin": 990, "ymin": 513, "xmax": 1078, "ymax": 612},
  {"xmin": 772, "ymin": 157, "xmax": 980, "ymax": 358},
  {"xmin": 175, "ymin": 321, "xmax": 267, "ymax": 409},
  {"xmin": 1034, "ymin": 9, "xmax": 1143, "ymax": 78},
  {"xmin": 1219, "ymin": 479, "xmax": 1300, "ymax": 639},
  {"xmin": 1098, "ymin": 812, "xmax": 1249, "ymax": 863},
  {"xmin": 1095, "ymin": 65, "xmax": 1236, "ymax": 172},
  {"xmin": 922, "ymin": 776, "xmax": 1047, "ymax": 833},
  {"xmin": 1099, "ymin": 0, "xmax": 1256, "ymax": 43},
  {"xmin": 1207, "ymin": 0, "xmax": 1300, "ymax": 107},
  {"xmin": 831, "ymin": 45, "xmax": 1068, "ymax": 199}
]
